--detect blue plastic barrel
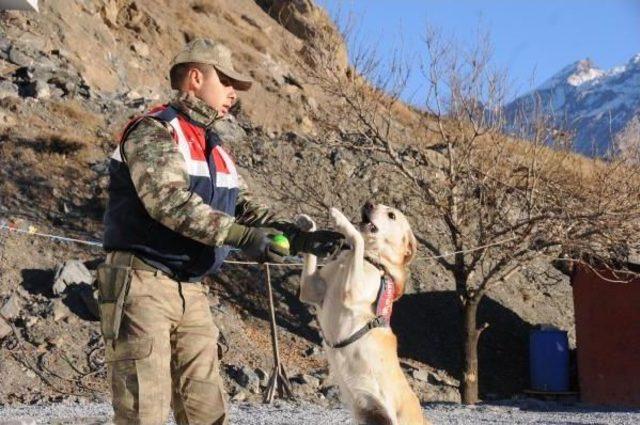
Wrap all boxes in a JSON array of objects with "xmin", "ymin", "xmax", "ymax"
[{"xmin": 529, "ymin": 328, "xmax": 569, "ymax": 392}]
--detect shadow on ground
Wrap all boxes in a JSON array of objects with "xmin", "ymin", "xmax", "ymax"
[
  {"xmin": 210, "ymin": 268, "xmax": 538, "ymax": 398},
  {"xmin": 210, "ymin": 261, "xmax": 321, "ymax": 344},
  {"xmin": 392, "ymin": 291, "xmax": 534, "ymax": 398}
]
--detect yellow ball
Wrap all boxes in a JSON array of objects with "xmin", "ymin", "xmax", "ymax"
[{"xmin": 271, "ymin": 234, "xmax": 290, "ymax": 250}]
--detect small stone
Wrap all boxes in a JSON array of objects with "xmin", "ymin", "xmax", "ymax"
[
  {"xmin": 296, "ymin": 115, "xmax": 315, "ymax": 134},
  {"xmin": 304, "ymin": 345, "xmax": 321, "ymax": 357},
  {"xmin": 131, "ymin": 41, "xmax": 150, "ymax": 58},
  {"xmin": 231, "ymin": 391, "xmax": 246, "ymax": 402},
  {"xmin": 302, "ymin": 95, "xmax": 318, "ymax": 111},
  {"xmin": 300, "ymin": 373, "xmax": 320, "ymax": 388},
  {"xmin": 8, "ymin": 46, "xmax": 32, "ymax": 67},
  {"xmin": 213, "ymin": 116, "xmax": 247, "ymax": 144},
  {"xmin": 412, "ymin": 369, "xmax": 430, "ymax": 383},
  {"xmin": 255, "ymin": 368, "xmax": 269, "ymax": 387},
  {"xmin": 0, "ymin": 317, "xmax": 12, "ymax": 339},
  {"xmin": 0, "ymin": 110, "xmax": 16, "ymax": 126},
  {"xmin": 0, "ymin": 80, "xmax": 19, "ymax": 99},
  {"xmin": 321, "ymin": 385, "xmax": 340, "ymax": 401},
  {"xmin": 53, "ymin": 260, "xmax": 93, "ymax": 296},
  {"xmin": 0, "ymin": 295, "xmax": 21, "ymax": 320},
  {"xmin": 51, "ymin": 299, "xmax": 70, "ymax": 322},
  {"xmin": 34, "ymin": 80, "xmax": 50, "ymax": 99},
  {"xmin": 228, "ymin": 365, "xmax": 260, "ymax": 393}
]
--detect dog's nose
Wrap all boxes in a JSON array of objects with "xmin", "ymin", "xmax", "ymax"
[{"xmin": 363, "ymin": 201, "xmax": 374, "ymax": 211}]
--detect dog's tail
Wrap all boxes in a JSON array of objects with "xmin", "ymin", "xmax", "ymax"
[{"xmin": 354, "ymin": 393, "xmax": 393, "ymax": 425}]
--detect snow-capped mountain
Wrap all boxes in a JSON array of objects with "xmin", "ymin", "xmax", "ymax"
[{"xmin": 505, "ymin": 54, "xmax": 640, "ymax": 156}]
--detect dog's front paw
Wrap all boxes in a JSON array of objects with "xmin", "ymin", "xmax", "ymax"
[
  {"xmin": 330, "ymin": 208, "xmax": 353, "ymax": 232},
  {"xmin": 294, "ymin": 214, "xmax": 316, "ymax": 232}
]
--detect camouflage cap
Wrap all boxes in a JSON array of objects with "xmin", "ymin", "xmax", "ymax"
[{"xmin": 170, "ymin": 38, "xmax": 253, "ymax": 91}]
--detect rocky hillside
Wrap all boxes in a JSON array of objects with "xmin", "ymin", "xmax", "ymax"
[
  {"xmin": 506, "ymin": 55, "xmax": 640, "ymax": 156},
  {"xmin": 0, "ymin": 0, "xmax": 576, "ymax": 407}
]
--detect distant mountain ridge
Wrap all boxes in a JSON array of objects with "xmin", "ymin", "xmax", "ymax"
[{"xmin": 506, "ymin": 54, "xmax": 640, "ymax": 156}]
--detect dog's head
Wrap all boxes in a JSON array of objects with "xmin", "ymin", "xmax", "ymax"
[{"xmin": 360, "ymin": 202, "xmax": 417, "ymax": 299}]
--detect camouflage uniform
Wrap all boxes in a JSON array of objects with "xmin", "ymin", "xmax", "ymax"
[
  {"xmin": 100, "ymin": 39, "xmax": 275, "ymax": 425},
  {"xmin": 121, "ymin": 91, "xmax": 276, "ymax": 245}
]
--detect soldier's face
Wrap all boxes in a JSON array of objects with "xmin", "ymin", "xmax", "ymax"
[{"xmin": 192, "ymin": 68, "xmax": 237, "ymax": 117}]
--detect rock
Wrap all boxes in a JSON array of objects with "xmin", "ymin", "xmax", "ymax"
[
  {"xmin": 25, "ymin": 316, "xmax": 38, "ymax": 328},
  {"xmin": 101, "ymin": 0, "xmax": 120, "ymax": 27},
  {"xmin": 302, "ymin": 95, "xmax": 318, "ymax": 111},
  {"xmin": 255, "ymin": 368, "xmax": 269, "ymax": 387},
  {"xmin": 304, "ymin": 345, "xmax": 321, "ymax": 357},
  {"xmin": 0, "ymin": 317, "xmax": 12, "ymax": 339},
  {"xmin": 34, "ymin": 80, "xmax": 50, "ymax": 99},
  {"xmin": 0, "ymin": 38, "xmax": 10, "ymax": 59},
  {"xmin": 296, "ymin": 115, "xmax": 315, "ymax": 134},
  {"xmin": 8, "ymin": 45, "xmax": 33, "ymax": 67},
  {"xmin": 0, "ymin": 109, "xmax": 16, "ymax": 126},
  {"xmin": 213, "ymin": 116, "xmax": 247, "ymax": 144},
  {"xmin": 0, "ymin": 295, "xmax": 21, "ymax": 320},
  {"xmin": 320, "ymin": 385, "xmax": 340, "ymax": 401},
  {"xmin": 50, "ymin": 299, "xmax": 70, "ymax": 322},
  {"xmin": 293, "ymin": 373, "xmax": 320, "ymax": 388},
  {"xmin": 131, "ymin": 41, "xmax": 149, "ymax": 58},
  {"xmin": 53, "ymin": 260, "xmax": 93, "ymax": 296},
  {"xmin": 428, "ymin": 371, "xmax": 459, "ymax": 387},
  {"xmin": 0, "ymin": 80, "xmax": 19, "ymax": 99},
  {"xmin": 231, "ymin": 391, "xmax": 246, "ymax": 402},
  {"xmin": 412, "ymin": 369, "xmax": 430, "ymax": 383},
  {"xmin": 228, "ymin": 365, "xmax": 260, "ymax": 393}
]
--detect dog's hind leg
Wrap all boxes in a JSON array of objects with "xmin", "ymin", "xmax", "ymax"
[{"xmin": 354, "ymin": 394, "xmax": 395, "ymax": 425}]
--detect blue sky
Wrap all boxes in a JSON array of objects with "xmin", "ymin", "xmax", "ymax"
[{"xmin": 316, "ymin": 0, "xmax": 640, "ymax": 103}]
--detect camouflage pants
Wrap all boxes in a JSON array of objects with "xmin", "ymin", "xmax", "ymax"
[{"xmin": 103, "ymin": 253, "xmax": 228, "ymax": 425}]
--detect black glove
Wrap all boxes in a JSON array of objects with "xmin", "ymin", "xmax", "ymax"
[
  {"xmin": 268, "ymin": 220, "xmax": 345, "ymax": 257},
  {"xmin": 223, "ymin": 223, "xmax": 289, "ymax": 263},
  {"xmin": 290, "ymin": 230, "xmax": 345, "ymax": 257}
]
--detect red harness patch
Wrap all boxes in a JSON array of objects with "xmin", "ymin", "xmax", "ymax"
[{"xmin": 375, "ymin": 276, "xmax": 395, "ymax": 324}]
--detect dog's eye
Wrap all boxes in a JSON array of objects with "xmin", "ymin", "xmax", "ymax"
[{"xmin": 388, "ymin": 212, "xmax": 396, "ymax": 220}]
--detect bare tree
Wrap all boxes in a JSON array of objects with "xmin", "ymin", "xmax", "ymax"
[
  {"xmin": 613, "ymin": 115, "xmax": 640, "ymax": 165},
  {"xmin": 265, "ymin": 22, "xmax": 640, "ymax": 404}
]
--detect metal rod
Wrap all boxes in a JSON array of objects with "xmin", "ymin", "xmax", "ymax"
[
  {"xmin": 265, "ymin": 264, "xmax": 281, "ymax": 368},
  {"xmin": 263, "ymin": 264, "xmax": 293, "ymax": 403}
]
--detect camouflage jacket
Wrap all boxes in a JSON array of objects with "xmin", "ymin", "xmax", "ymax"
[{"xmin": 122, "ymin": 91, "xmax": 280, "ymax": 247}]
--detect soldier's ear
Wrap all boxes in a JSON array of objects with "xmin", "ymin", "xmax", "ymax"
[{"xmin": 188, "ymin": 67, "xmax": 203, "ymax": 89}]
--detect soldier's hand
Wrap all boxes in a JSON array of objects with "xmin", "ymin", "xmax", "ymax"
[
  {"xmin": 266, "ymin": 220, "xmax": 345, "ymax": 257},
  {"xmin": 224, "ymin": 224, "xmax": 289, "ymax": 263},
  {"xmin": 290, "ymin": 229, "xmax": 345, "ymax": 258}
]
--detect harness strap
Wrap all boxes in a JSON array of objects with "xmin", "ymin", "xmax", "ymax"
[
  {"xmin": 328, "ymin": 315, "xmax": 389, "ymax": 349},
  {"xmin": 323, "ymin": 257, "xmax": 393, "ymax": 350}
]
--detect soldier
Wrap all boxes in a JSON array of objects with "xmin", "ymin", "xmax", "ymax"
[{"xmin": 98, "ymin": 38, "xmax": 344, "ymax": 425}]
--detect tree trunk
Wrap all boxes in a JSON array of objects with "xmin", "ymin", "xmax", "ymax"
[{"xmin": 461, "ymin": 298, "xmax": 481, "ymax": 404}]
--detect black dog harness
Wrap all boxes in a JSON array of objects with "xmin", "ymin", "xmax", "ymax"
[{"xmin": 325, "ymin": 257, "xmax": 396, "ymax": 349}]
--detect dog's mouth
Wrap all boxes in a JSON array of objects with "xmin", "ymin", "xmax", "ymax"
[{"xmin": 361, "ymin": 208, "xmax": 378, "ymax": 233}]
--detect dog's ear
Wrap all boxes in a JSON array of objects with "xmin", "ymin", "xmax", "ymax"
[{"xmin": 403, "ymin": 230, "xmax": 418, "ymax": 266}]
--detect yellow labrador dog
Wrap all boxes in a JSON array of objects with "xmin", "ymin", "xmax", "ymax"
[{"xmin": 298, "ymin": 203, "xmax": 428, "ymax": 425}]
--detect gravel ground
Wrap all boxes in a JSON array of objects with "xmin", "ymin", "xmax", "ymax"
[{"xmin": 0, "ymin": 401, "xmax": 639, "ymax": 424}]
